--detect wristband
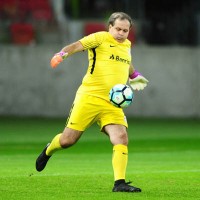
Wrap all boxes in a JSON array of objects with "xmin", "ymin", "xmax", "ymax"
[
  {"xmin": 56, "ymin": 51, "xmax": 67, "ymax": 57},
  {"xmin": 129, "ymin": 70, "xmax": 142, "ymax": 79}
]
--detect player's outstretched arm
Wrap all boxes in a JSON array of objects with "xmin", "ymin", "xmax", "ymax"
[
  {"xmin": 128, "ymin": 64, "xmax": 149, "ymax": 90},
  {"xmin": 50, "ymin": 41, "xmax": 84, "ymax": 68},
  {"xmin": 50, "ymin": 51, "xmax": 68, "ymax": 68}
]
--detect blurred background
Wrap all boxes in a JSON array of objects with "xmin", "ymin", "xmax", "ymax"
[{"xmin": 0, "ymin": 0, "xmax": 200, "ymax": 118}]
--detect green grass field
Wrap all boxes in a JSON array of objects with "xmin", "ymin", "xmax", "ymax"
[{"xmin": 0, "ymin": 117, "xmax": 200, "ymax": 200}]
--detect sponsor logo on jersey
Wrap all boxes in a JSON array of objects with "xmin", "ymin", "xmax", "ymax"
[{"xmin": 109, "ymin": 54, "xmax": 130, "ymax": 64}]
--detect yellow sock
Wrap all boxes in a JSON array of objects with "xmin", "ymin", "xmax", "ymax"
[
  {"xmin": 46, "ymin": 133, "xmax": 62, "ymax": 156},
  {"xmin": 112, "ymin": 144, "xmax": 128, "ymax": 181}
]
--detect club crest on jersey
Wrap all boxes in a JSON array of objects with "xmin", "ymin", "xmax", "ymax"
[{"xmin": 109, "ymin": 54, "xmax": 130, "ymax": 65}]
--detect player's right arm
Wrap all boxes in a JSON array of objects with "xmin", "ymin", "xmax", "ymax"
[
  {"xmin": 50, "ymin": 41, "xmax": 84, "ymax": 68},
  {"xmin": 51, "ymin": 32, "xmax": 105, "ymax": 68},
  {"xmin": 61, "ymin": 41, "xmax": 84, "ymax": 56}
]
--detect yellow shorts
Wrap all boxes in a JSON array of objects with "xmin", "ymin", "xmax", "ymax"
[{"xmin": 66, "ymin": 93, "xmax": 128, "ymax": 131}]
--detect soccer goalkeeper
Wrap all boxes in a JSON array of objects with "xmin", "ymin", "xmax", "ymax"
[{"xmin": 36, "ymin": 12, "xmax": 148, "ymax": 192}]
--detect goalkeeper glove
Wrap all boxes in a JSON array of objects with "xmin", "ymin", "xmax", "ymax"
[
  {"xmin": 129, "ymin": 70, "xmax": 149, "ymax": 90},
  {"xmin": 50, "ymin": 51, "xmax": 68, "ymax": 68}
]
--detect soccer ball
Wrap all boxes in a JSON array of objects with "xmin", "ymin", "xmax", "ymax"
[{"xmin": 109, "ymin": 84, "xmax": 134, "ymax": 108}]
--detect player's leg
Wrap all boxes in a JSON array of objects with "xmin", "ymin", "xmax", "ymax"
[
  {"xmin": 36, "ymin": 94, "xmax": 97, "ymax": 172},
  {"xmin": 36, "ymin": 128, "xmax": 83, "ymax": 172},
  {"xmin": 46, "ymin": 127, "xmax": 83, "ymax": 155},
  {"xmin": 104, "ymin": 124, "xmax": 128, "ymax": 180},
  {"xmin": 104, "ymin": 124, "xmax": 141, "ymax": 192},
  {"xmin": 98, "ymin": 100, "xmax": 141, "ymax": 192}
]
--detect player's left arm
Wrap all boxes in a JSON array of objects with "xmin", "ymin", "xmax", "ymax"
[
  {"xmin": 128, "ymin": 63, "xmax": 149, "ymax": 90},
  {"xmin": 50, "ymin": 41, "xmax": 84, "ymax": 68}
]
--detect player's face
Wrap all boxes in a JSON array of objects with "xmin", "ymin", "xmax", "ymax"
[{"xmin": 109, "ymin": 19, "xmax": 130, "ymax": 43}]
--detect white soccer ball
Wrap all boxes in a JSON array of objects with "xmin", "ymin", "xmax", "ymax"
[{"xmin": 109, "ymin": 84, "xmax": 134, "ymax": 108}]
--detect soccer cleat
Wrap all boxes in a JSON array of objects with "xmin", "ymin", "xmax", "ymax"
[
  {"xmin": 36, "ymin": 143, "xmax": 51, "ymax": 172},
  {"xmin": 112, "ymin": 181, "xmax": 142, "ymax": 192}
]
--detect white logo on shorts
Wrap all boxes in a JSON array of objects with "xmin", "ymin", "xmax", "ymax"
[{"xmin": 124, "ymin": 116, "xmax": 127, "ymax": 123}]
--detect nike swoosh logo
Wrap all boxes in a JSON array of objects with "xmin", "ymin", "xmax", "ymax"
[{"xmin": 110, "ymin": 45, "xmax": 115, "ymax": 47}]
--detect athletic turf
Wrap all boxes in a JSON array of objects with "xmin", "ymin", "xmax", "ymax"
[{"xmin": 0, "ymin": 117, "xmax": 199, "ymax": 200}]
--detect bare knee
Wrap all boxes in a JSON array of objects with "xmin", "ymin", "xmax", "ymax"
[
  {"xmin": 104, "ymin": 124, "xmax": 128, "ymax": 146},
  {"xmin": 60, "ymin": 127, "xmax": 83, "ymax": 148},
  {"xmin": 110, "ymin": 131, "xmax": 128, "ymax": 146}
]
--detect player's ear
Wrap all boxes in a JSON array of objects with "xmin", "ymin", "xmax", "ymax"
[{"xmin": 108, "ymin": 24, "xmax": 112, "ymax": 30}]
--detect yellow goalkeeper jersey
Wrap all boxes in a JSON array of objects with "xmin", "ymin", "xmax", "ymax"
[{"xmin": 78, "ymin": 31, "xmax": 132, "ymax": 101}]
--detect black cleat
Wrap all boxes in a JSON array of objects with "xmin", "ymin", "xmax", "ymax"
[
  {"xmin": 112, "ymin": 181, "xmax": 142, "ymax": 192},
  {"xmin": 36, "ymin": 143, "xmax": 51, "ymax": 172}
]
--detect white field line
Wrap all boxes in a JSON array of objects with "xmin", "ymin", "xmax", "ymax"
[{"xmin": 1, "ymin": 169, "xmax": 200, "ymax": 178}]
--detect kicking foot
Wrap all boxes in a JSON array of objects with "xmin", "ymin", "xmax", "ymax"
[{"xmin": 36, "ymin": 143, "xmax": 51, "ymax": 172}]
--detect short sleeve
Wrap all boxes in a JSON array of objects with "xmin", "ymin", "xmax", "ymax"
[{"xmin": 79, "ymin": 31, "xmax": 106, "ymax": 50}]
